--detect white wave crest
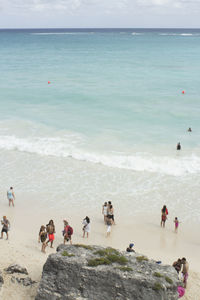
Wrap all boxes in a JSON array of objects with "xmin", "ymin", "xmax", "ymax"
[
  {"xmin": 0, "ymin": 135, "xmax": 200, "ymax": 176},
  {"xmin": 131, "ymin": 32, "xmax": 143, "ymax": 35},
  {"xmin": 159, "ymin": 33, "xmax": 198, "ymax": 36},
  {"xmin": 31, "ymin": 32, "xmax": 94, "ymax": 35}
]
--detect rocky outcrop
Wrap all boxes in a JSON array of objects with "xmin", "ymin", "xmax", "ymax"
[
  {"xmin": 11, "ymin": 276, "xmax": 37, "ymax": 286},
  {"xmin": 36, "ymin": 244, "xmax": 180, "ymax": 300},
  {"xmin": 5, "ymin": 264, "xmax": 28, "ymax": 275},
  {"xmin": 0, "ymin": 270, "xmax": 3, "ymax": 289}
]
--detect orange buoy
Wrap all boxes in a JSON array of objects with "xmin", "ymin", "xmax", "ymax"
[
  {"xmin": 48, "ymin": 81, "xmax": 51, "ymax": 84},
  {"xmin": 182, "ymin": 90, "xmax": 185, "ymax": 94}
]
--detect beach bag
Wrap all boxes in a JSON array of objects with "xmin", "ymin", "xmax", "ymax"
[
  {"xmin": 67, "ymin": 226, "xmax": 73, "ymax": 236},
  {"xmin": 177, "ymin": 286, "xmax": 185, "ymax": 298}
]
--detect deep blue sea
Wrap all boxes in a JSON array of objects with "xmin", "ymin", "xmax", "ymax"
[{"xmin": 0, "ymin": 28, "xmax": 200, "ymax": 176}]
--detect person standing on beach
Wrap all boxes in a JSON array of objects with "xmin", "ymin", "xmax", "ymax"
[
  {"xmin": 181, "ymin": 258, "xmax": 189, "ymax": 288},
  {"xmin": 46, "ymin": 220, "xmax": 55, "ymax": 248},
  {"xmin": 7, "ymin": 187, "xmax": 15, "ymax": 207},
  {"xmin": 38, "ymin": 225, "xmax": 47, "ymax": 253},
  {"xmin": 1, "ymin": 216, "xmax": 10, "ymax": 240},
  {"xmin": 107, "ymin": 202, "xmax": 115, "ymax": 225},
  {"xmin": 172, "ymin": 258, "xmax": 182, "ymax": 274},
  {"xmin": 161, "ymin": 205, "xmax": 168, "ymax": 227},
  {"xmin": 174, "ymin": 217, "xmax": 179, "ymax": 233},
  {"xmin": 63, "ymin": 220, "xmax": 73, "ymax": 244},
  {"xmin": 102, "ymin": 202, "xmax": 108, "ymax": 223},
  {"xmin": 82, "ymin": 216, "xmax": 90, "ymax": 238}
]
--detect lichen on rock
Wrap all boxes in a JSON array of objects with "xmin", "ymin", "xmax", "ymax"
[{"xmin": 36, "ymin": 244, "xmax": 180, "ymax": 300}]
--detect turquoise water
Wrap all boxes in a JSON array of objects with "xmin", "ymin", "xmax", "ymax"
[{"xmin": 1, "ymin": 28, "xmax": 200, "ymax": 175}]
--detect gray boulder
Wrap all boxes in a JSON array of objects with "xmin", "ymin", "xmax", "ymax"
[
  {"xmin": 5, "ymin": 264, "xmax": 28, "ymax": 275},
  {"xmin": 11, "ymin": 276, "xmax": 37, "ymax": 286},
  {"xmin": 36, "ymin": 244, "xmax": 180, "ymax": 300},
  {"xmin": 0, "ymin": 270, "xmax": 3, "ymax": 289}
]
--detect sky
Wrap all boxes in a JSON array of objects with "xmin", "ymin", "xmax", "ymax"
[{"xmin": 0, "ymin": 0, "xmax": 200, "ymax": 28}]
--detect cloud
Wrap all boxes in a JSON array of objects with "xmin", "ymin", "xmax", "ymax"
[
  {"xmin": 1, "ymin": 0, "xmax": 200, "ymax": 15},
  {"xmin": 136, "ymin": 0, "xmax": 200, "ymax": 9},
  {"xmin": 1, "ymin": 0, "xmax": 98, "ymax": 13}
]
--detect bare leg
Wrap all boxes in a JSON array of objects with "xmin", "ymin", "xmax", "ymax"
[
  {"xmin": 50, "ymin": 241, "xmax": 53, "ymax": 248},
  {"xmin": 6, "ymin": 232, "xmax": 8, "ymax": 240},
  {"xmin": 87, "ymin": 232, "xmax": 89, "ymax": 238},
  {"xmin": 83, "ymin": 231, "xmax": 85, "ymax": 238},
  {"xmin": 41, "ymin": 243, "xmax": 46, "ymax": 253}
]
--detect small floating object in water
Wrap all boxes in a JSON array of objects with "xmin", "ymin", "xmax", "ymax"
[
  {"xmin": 48, "ymin": 81, "xmax": 51, "ymax": 84},
  {"xmin": 182, "ymin": 90, "xmax": 185, "ymax": 94},
  {"xmin": 156, "ymin": 261, "xmax": 162, "ymax": 264}
]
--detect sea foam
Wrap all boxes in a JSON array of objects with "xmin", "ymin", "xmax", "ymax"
[{"xmin": 0, "ymin": 135, "xmax": 200, "ymax": 176}]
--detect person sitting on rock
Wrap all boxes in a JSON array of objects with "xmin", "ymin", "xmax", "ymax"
[{"xmin": 126, "ymin": 243, "xmax": 135, "ymax": 253}]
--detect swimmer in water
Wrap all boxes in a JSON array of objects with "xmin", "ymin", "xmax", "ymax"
[
  {"xmin": 188, "ymin": 127, "xmax": 192, "ymax": 132},
  {"xmin": 177, "ymin": 142, "xmax": 181, "ymax": 150}
]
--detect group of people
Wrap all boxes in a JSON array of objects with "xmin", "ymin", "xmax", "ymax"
[
  {"xmin": 38, "ymin": 220, "xmax": 56, "ymax": 253},
  {"xmin": 102, "ymin": 201, "xmax": 115, "ymax": 236},
  {"xmin": 2, "ymin": 187, "xmax": 190, "ymax": 291},
  {"xmin": 38, "ymin": 216, "xmax": 91, "ymax": 253},
  {"xmin": 161, "ymin": 205, "xmax": 180, "ymax": 232},
  {"xmin": 176, "ymin": 127, "xmax": 192, "ymax": 151},
  {"xmin": 173, "ymin": 257, "xmax": 189, "ymax": 288},
  {"xmin": 0, "ymin": 187, "xmax": 15, "ymax": 240}
]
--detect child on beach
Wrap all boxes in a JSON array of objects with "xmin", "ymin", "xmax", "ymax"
[
  {"xmin": 82, "ymin": 216, "xmax": 90, "ymax": 238},
  {"xmin": 174, "ymin": 217, "xmax": 179, "ymax": 233},
  {"xmin": 0, "ymin": 216, "xmax": 10, "ymax": 240},
  {"xmin": 46, "ymin": 220, "xmax": 55, "ymax": 248},
  {"xmin": 38, "ymin": 225, "xmax": 47, "ymax": 253}
]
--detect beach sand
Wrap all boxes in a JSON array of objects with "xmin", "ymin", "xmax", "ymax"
[{"xmin": 0, "ymin": 199, "xmax": 200, "ymax": 299}]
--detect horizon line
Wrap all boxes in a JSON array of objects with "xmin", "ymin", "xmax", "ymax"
[{"xmin": 1, "ymin": 27, "xmax": 200, "ymax": 30}]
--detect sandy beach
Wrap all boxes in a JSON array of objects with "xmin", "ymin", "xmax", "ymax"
[{"xmin": 0, "ymin": 197, "xmax": 200, "ymax": 299}]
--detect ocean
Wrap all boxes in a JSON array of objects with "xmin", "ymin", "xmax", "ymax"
[{"xmin": 0, "ymin": 28, "xmax": 200, "ymax": 222}]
